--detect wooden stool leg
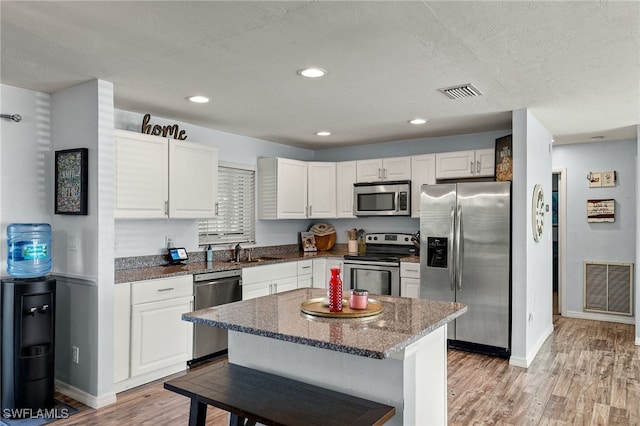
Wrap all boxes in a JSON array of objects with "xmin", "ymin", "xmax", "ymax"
[{"xmin": 189, "ymin": 399, "xmax": 207, "ymax": 426}]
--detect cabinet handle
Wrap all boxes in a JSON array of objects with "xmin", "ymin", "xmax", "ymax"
[
  {"xmin": 470, "ymin": 161, "xmax": 475, "ymax": 174},
  {"xmin": 215, "ymin": 202, "xmax": 219, "ymax": 216},
  {"xmin": 378, "ymin": 168, "xmax": 383, "ymax": 179},
  {"xmin": 301, "ymin": 266, "xmax": 311, "ymax": 270},
  {"xmin": 157, "ymin": 287, "xmax": 175, "ymax": 292},
  {"xmin": 164, "ymin": 201, "xmax": 168, "ymax": 215},
  {"xmin": 476, "ymin": 160, "xmax": 480, "ymax": 174},
  {"xmin": 384, "ymin": 168, "xmax": 387, "ymax": 180},
  {"xmin": 309, "ymin": 205, "xmax": 313, "ymax": 216}
]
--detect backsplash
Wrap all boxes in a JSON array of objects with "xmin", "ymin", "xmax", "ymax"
[{"xmin": 115, "ymin": 244, "xmax": 299, "ymax": 270}]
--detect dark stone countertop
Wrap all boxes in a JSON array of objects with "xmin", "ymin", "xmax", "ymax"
[
  {"xmin": 115, "ymin": 249, "xmax": 350, "ymax": 284},
  {"xmin": 182, "ymin": 287, "xmax": 466, "ymax": 359}
]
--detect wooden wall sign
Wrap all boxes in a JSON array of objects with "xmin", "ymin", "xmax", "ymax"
[
  {"xmin": 587, "ymin": 199, "xmax": 615, "ymax": 222},
  {"xmin": 141, "ymin": 114, "xmax": 187, "ymax": 140}
]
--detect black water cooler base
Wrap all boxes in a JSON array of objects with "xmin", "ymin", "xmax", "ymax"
[{"xmin": 1, "ymin": 277, "xmax": 56, "ymax": 417}]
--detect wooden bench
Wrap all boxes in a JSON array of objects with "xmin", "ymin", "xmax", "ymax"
[{"xmin": 164, "ymin": 361, "xmax": 396, "ymax": 426}]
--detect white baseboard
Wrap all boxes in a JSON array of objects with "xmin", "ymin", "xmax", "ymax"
[
  {"xmin": 508, "ymin": 323, "xmax": 554, "ymax": 369},
  {"xmin": 565, "ymin": 310, "xmax": 635, "ymax": 325},
  {"xmin": 55, "ymin": 380, "xmax": 117, "ymax": 409},
  {"xmin": 113, "ymin": 362, "xmax": 187, "ymax": 394}
]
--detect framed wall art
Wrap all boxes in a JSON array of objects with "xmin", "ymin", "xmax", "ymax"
[{"xmin": 55, "ymin": 148, "xmax": 88, "ymax": 215}]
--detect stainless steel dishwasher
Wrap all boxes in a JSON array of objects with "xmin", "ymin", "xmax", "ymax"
[{"xmin": 191, "ymin": 269, "xmax": 242, "ymax": 365}]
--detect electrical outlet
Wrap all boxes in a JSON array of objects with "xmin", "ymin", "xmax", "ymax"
[
  {"xmin": 72, "ymin": 346, "xmax": 79, "ymax": 364},
  {"xmin": 166, "ymin": 236, "xmax": 175, "ymax": 249}
]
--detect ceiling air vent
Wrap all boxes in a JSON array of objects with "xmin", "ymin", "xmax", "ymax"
[{"xmin": 439, "ymin": 83, "xmax": 483, "ymax": 100}]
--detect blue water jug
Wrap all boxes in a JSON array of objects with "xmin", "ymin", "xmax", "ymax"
[{"xmin": 7, "ymin": 223, "xmax": 52, "ymax": 278}]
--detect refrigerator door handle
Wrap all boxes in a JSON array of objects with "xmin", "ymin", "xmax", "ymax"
[
  {"xmin": 455, "ymin": 204, "xmax": 463, "ymax": 291},
  {"xmin": 449, "ymin": 207, "xmax": 456, "ymax": 291}
]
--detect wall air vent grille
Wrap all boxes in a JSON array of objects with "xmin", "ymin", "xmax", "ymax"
[
  {"xmin": 438, "ymin": 84, "xmax": 484, "ymax": 99},
  {"xmin": 584, "ymin": 261, "xmax": 633, "ymax": 316}
]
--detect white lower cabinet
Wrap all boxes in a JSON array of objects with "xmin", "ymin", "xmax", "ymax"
[
  {"xmin": 312, "ymin": 257, "xmax": 344, "ymax": 289},
  {"xmin": 297, "ymin": 260, "xmax": 313, "ymax": 288},
  {"xmin": 400, "ymin": 262, "xmax": 421, "ymax": 299},
  {"xmin": 114, "ymin": 275, "xmax": 193, "ymax": 392},
  {"xmin": 242, "ymin": 262, "xmax": 299, "ymax": 300}
]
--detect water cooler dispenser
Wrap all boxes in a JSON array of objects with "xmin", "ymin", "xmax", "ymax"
[
  {"xmin": 1, "ymin": 223, "xmax": 56, "ymax": 415},
  {"xmin": 1, "ymin": 278, "xmax": 56, "ymax": 413}
]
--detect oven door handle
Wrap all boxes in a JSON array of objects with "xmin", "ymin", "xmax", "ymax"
[{"xmin": 343, "ymin": 260, "xmax": 400, "ymax": 268}]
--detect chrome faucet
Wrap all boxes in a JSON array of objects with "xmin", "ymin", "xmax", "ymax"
[{"xmin": 234, "ymin": 243, "xmax": 242, "ymax": 262}]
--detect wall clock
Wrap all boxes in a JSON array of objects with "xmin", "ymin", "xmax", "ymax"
[{"xmin": 532, "ymin": 184, "xmax": 544, "ymax": 242}]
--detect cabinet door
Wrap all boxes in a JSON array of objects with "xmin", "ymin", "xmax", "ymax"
[
  {"xmin": 130, "ymin": 296, "xmax": 193, "ymax": 377},
  {"xmin": 356, "ymin": 159, "xmax": 383, "ymax": 182},
  {"xmin": 113, "ymin": 282, "xmax": 131, "ymax": 383},
  {"xmin": 277, "ymin": 158, "xmax": 308, "ymax": 218},
  {"xmin": 401, "ymin": 277, "xmax": 421, "ymax": 299},
  {"xmin": 475, "ymin": 149, "xmax": 495, "ymax": 177},
  {"xmin": 307, "ymin": 162, "xmax": 336, "ymax": 218},
  {"xmin": 169, "ymin": 140, "xmax": 218, "ymax": 218},
  {"xmin": 274, "ymin": 276, "xmax": 298, "ymax": 293},
  {"xmin": 336, "ymin": 161, "xmax": 356, "ymax": 218},
  {"xmin": 435, "ymin": 150, "xmax": 475, "ymax": 179},
  {"xmin": 115, "ymin": 130, "xmax": 168, "ymax": 218},
  {"xmin": 298, "ymin": 274, "xmax": 313, "ymax": 288},
  {"xmin": 411, "ymin": 154, "xmax": 436, "ymax": 218},
  {"xmin": 242, "ymin": 281, "xmax": 271, "ymax": 300},
  {"xmin": 383, "ymin": 156, "xmax": 411, "ymax": 181},
  {"xmin": 312, "ymin": 258, "xmax": 327, "ymax": 288}
]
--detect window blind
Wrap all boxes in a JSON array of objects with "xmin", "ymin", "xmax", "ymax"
[{"xmin": 198, "ymin": 164, "xmax": 255, "ymax": 245}]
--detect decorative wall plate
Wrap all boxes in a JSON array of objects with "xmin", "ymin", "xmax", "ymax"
[{"xmin": 532, "ymin": 184, "xmax": 544, "ymax": 242}]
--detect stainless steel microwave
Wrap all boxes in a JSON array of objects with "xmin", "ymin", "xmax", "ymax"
[{"xmin": 353, "ymin": 180, "xmax": 411, "ymax": 216}]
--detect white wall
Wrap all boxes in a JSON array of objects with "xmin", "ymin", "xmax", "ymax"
[
  {"xmin": 553, "ymin": 138, "xmax": 637, "ymax": 323},
  {"xmin": 314, "ymin": 130, "xmax": 509, "ymax": 161},
  {"xmin": 0, "ymin": 85, "xmax": 52, "ymax": 276},
  {"xmin": 510, "ymin": 109, "xmax": 554, "ymax": 367}
]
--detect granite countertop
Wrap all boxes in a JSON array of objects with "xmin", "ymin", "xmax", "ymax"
[
  {"xmin": 182, "ymin": 287, "xmax": 466, "ymax": 359},
  {"xmin": 115, "ymin": 249, "xmax": 349, "ymax": 284}
]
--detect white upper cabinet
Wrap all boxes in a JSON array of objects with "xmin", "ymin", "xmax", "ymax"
[
  {"xmin": 307, "ymin": 162, "xmax": 336, "ymax": 218},
  {"xmin": 258, "ymin": 157, "xmax": 308, "ymax": 219},
  {"xmin": 336, "ymin": 161, "xmax": 356, "ymax": 218},
  {"xmin": 410, "ymin": 154, "xmax": 436, "ymax": 218},
  {"xmin": 435, "ymin": 149, "xmax": 494, "ymax": 179},
  {"xmin": 168, "ymin": 140, "xmax": 218, "ymax": 218},
  {"xmin": 115, "ymin": 130, "xmax": 169, "ymax": 218},
  {"xmin": 356, "ymin": 156, "xmax": 411, "ymax": 182},
  {"xmin": 115, "ymin": 129, "xmax": 218, "ymax": 219},
  {"xmin": 475, "ymin": 148, "xmax": 495, "ymax": 176}
]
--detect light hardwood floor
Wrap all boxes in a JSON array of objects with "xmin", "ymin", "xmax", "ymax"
[{"xmin": 53, "ymin": 316, "xmax": 639, "ymax": 425}]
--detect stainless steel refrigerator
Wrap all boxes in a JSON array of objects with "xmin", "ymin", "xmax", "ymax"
[{"xmin": 420, "ymin": 182, "xmax": 511, "ymax": 357}]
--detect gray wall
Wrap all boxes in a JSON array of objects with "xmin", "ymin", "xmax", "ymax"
[{"xmin": 553, "ymin": 138, "xmax": 637, "ymax": 318}]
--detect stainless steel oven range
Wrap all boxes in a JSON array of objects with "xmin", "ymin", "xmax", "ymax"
[{"xmin": 343, "ymin": 233, "xmax": 417, "ymax": 297}]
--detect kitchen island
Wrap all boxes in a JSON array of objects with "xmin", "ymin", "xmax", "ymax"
[{"xmin": 182, "ymin": 288, "xmax": 466, "ymax": 425}]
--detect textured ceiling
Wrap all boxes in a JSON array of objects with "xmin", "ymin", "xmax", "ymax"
[{"xmin": 1, "ymin": 1, "xmax": 638, "ymax": 149}]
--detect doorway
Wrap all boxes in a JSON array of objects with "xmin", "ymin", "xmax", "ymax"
[{"xmin": 552, "ymin": 169, "xmax": 566, "ymax": 316}]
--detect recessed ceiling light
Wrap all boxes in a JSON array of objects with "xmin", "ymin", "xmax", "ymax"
[
  {"xmin": 188, "ymin": 95, "xmax": 209, "ymax": 103},
  {"xmin": 297, "ymin": 68, "xmax": 327, "ymax": 78},
  {"xmin": 409, "ymin": 118, "xmax": 427, "ymax": 125},
  {"xmin": 316, "ymin": 131, "xmax": 331, "ymax": 136}
]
